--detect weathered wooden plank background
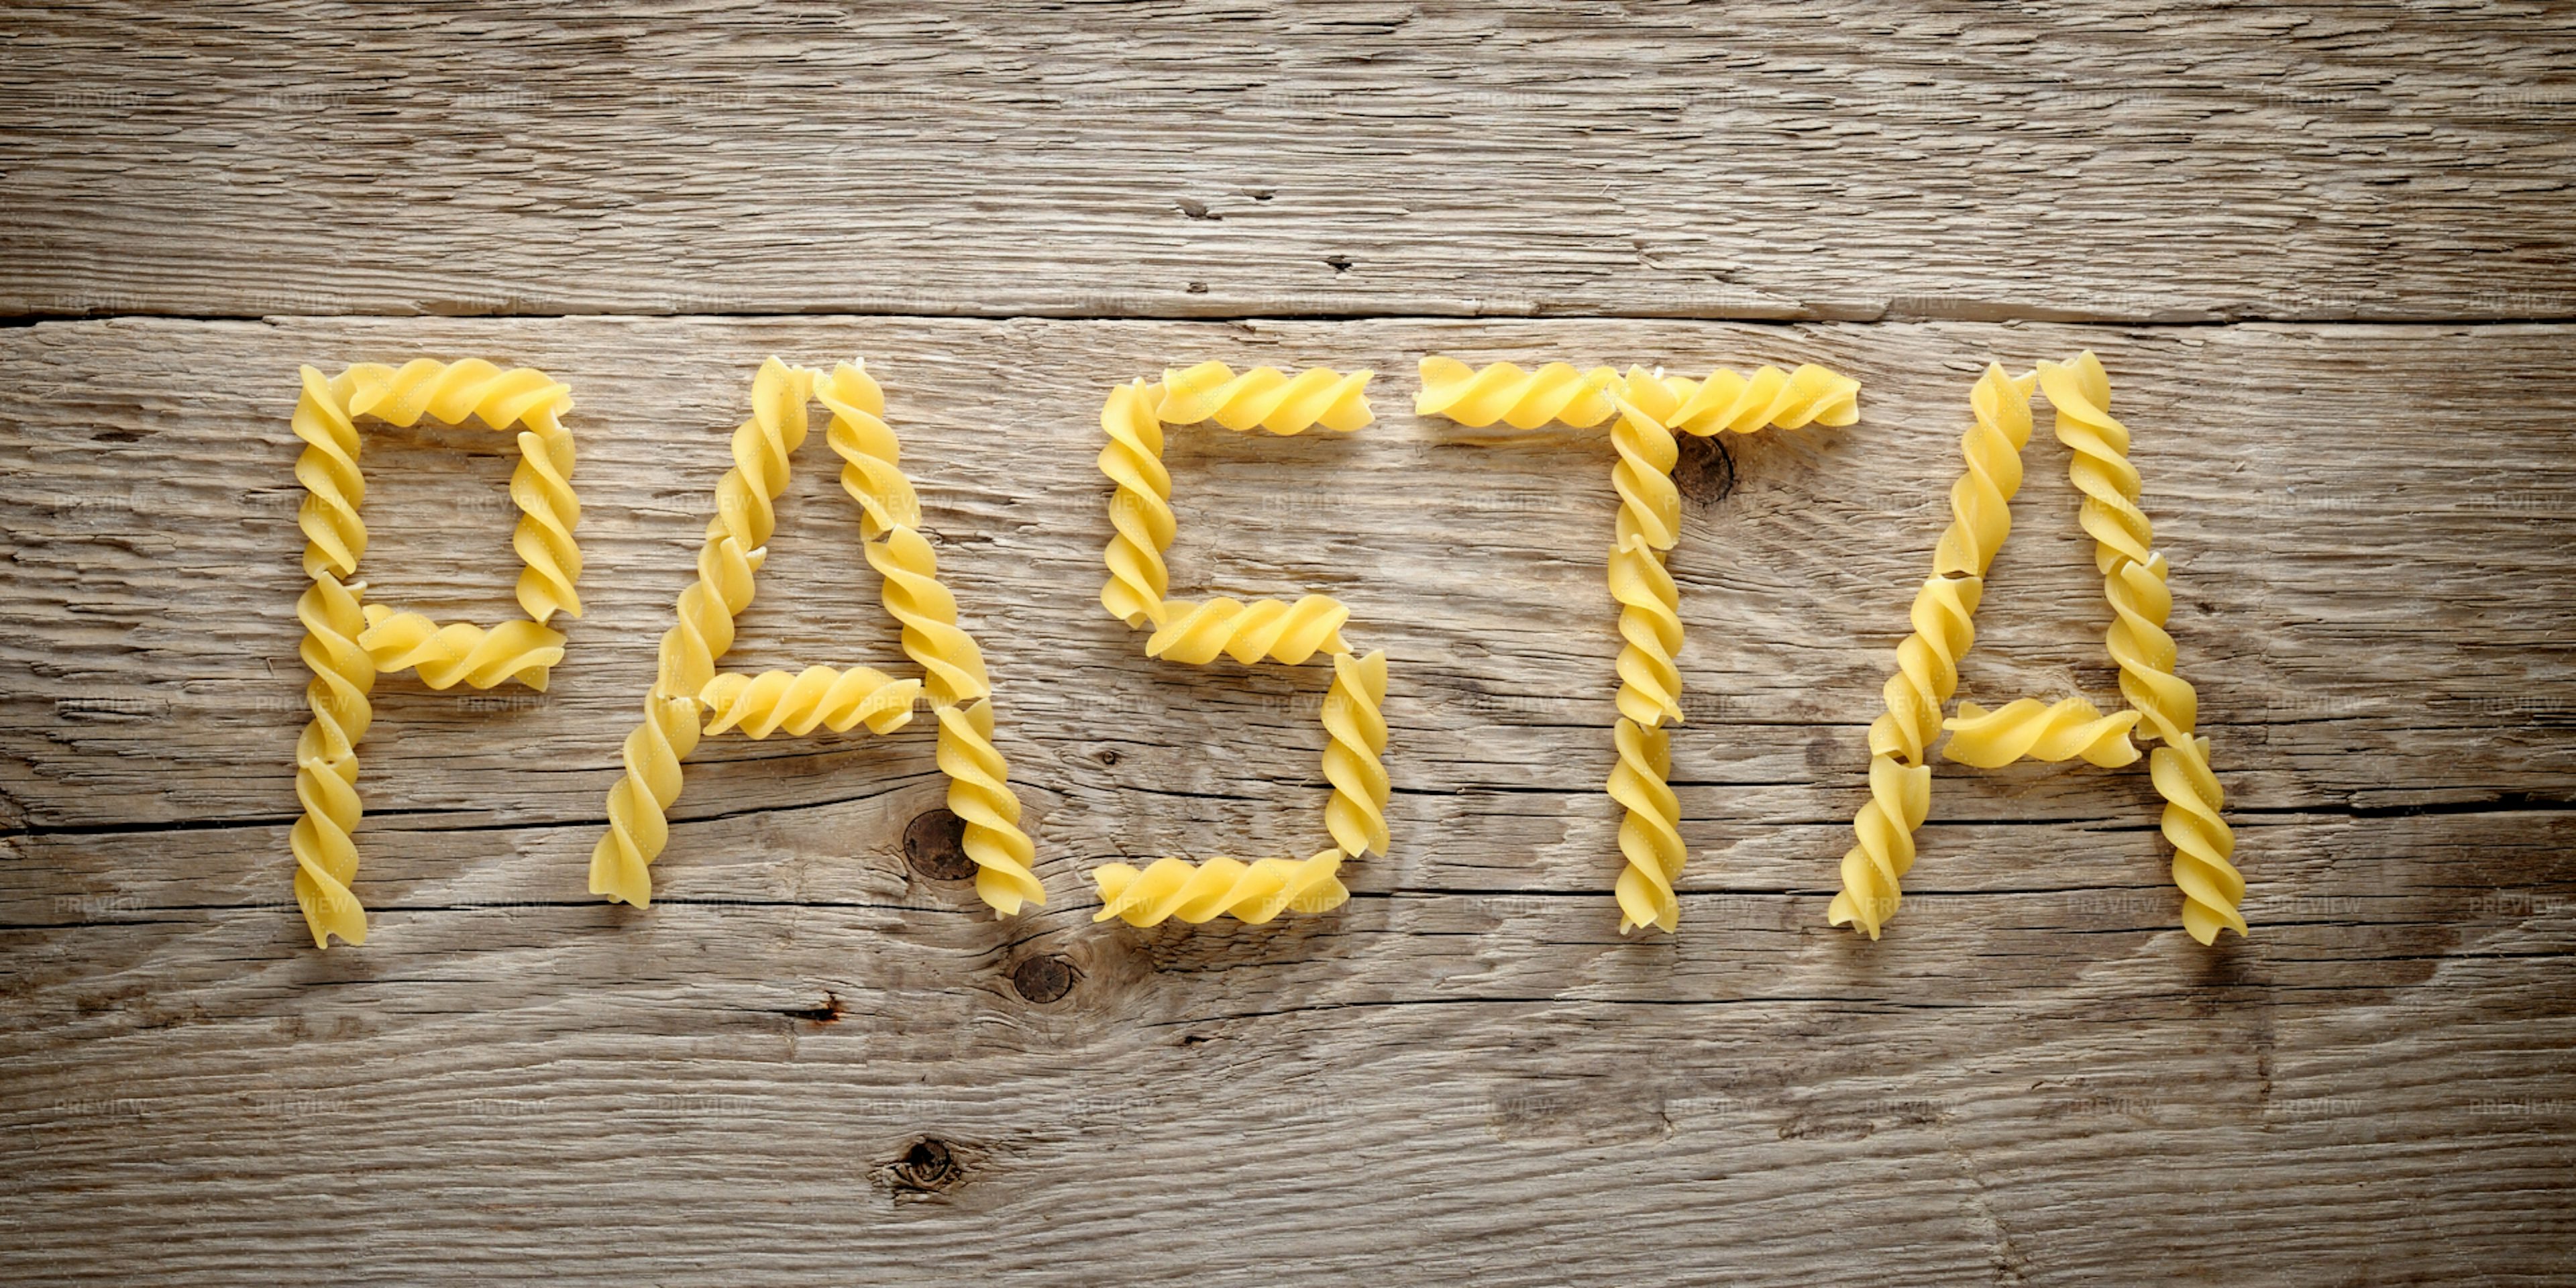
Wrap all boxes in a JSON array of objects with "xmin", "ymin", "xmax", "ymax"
[{"xmin": 3, "ymin": 4, "xmax": 2572, "ymax": 1285}]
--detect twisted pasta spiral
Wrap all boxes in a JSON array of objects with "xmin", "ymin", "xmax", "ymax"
[
  {"xmin": 2043, "ymin": 356, "xmax": 2242, "ymax": 943},
  {"xmin": 1157, "ymin": 362, "xmax": 1375, "ymax": 434},
  {"xmin": 1097, "ymin": 379, "xmax": 1174, "ymax": 628},
  {"xmin": 700, "ymin": 667, "xmax": 922, "ymax": 738},
  {"xmin": 1415, "ymin": 356, "xmax": 1625, "ymax": 429},
  {"xmin": 816, "ymin": 359, "xmax": 922, "ymax": 538},
  {"xmin": 1666, "ymin": 364, "xmax": 1861, "ymax": 437},
  {"xmin": 867, "ymin": 524, "xmax": 990, "ymax": 707},
  {"xmin": 1609, "ymin": 718, "xmax": 1685, "ymax": 935},
  {"xmin": 1322, "ymin": 649, "xmax": 1391, "ymax": 859},
  {"xmin": 1935, "ymin": 366, "xmax": 2039, "ymax": 579},
  {"xmin": 2038, "ymin": 353, "xmax": 2155, "ymax": 576},
  {"xmin": 1609, "ymin": 532, "xmax": 1684, "ymax": 730},
  {"xmin": 286, "ymin": 358, "xmax": 586, "ymax": 948},
  {"xmin": 1146, "ymin": 595, "xmax": 1353, "ymax": 666},
  {"xmin": 291, "ymin": 572, "xmax": 374, "ymax": 949},
  {"xmin": 358, "ymin": 607, "xmax": 566, "ymax": 692},
  {"xmin": 590, "ymin": 692, "xmax": 701, "ymax": 911},
  {"xmin": 1608, "ymin": 396, "xmax": 1686, "ymax": 730},
  {"xmin": 1091, "ymin": 851, "xmax": 1349, "ymax": 926},
  {"xmin": 938, "ymin": 699, "xmax": 1044, "ymax": 916},
  {"xmin": 1827, "ymin": 756, "xmax": 1931, "ymax": 938},
  {"xmin": 1941, "ymin": 698, "xmax": 2141, "ymax": 769}
]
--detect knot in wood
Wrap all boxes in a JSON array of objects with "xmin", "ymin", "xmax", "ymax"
[
  {"xmin": 902, "ymin": 808, "xmax": 975, "ymax": 881},
  {"xmin": 1010, "ymin": 954, "xmax": 1077, "ymax": 1004},
  {"xmin": 888, "ymin": 1137, "xmax": 963, "ymax": 1194}
]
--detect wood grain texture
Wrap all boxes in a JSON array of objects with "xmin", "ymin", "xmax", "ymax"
[
  {"xmin": 1, "ymin": 315, "xmax": 2571, "ymax": 1285},
  {"xmin": 6, "ymin": 0, "xmax": 2576, "ymax": 323}
]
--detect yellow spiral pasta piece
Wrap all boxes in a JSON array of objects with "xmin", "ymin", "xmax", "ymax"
[
  {"xmin": 2042, "ymin": 355, "xmax": 2244, "ymax": 944},
  {"xmin": 1322, "ymin": 650, "xmax": 1391, "ymax": 859},
  {"xmin": 1415, "ymin": 356, "xmax": 1625, "ymax": 429},
  {"xmin": 286, "ymin": 358, "xmax": 586, "ymax": 948},
  {"xmin": 814, "ymin": 359, "xmax": 922, "ymax": 538},
  {"xmin": 937, "ymin": 699, "xmax": 1044, "ymax": 916},
  {"xmin": 290, "ymin": 571, "xmax": 374, "ymax": 949},
  {"xmin": 1941, "ymin": 698, "xmax": 2141, "ymax": 769},
  {"xmin": 867, "ymin": 524, "xmax": 991, "ymax": 708},
  {"xmin": 1827, "ymin": 756, "xmax": 1931, "ymax": 938},
  {"xmin": 2039, "ymin": 353, "xmax": 2155, "ymax": 576},
  {"xmin": 1831, "ymin": 366, "xmax": 2033, "ymax": 941},
  {"xmin": 700, "ymin": 667, "xmax": 922, "ymax": 738},
  {"xmin": 1608, "ymin": 396, "xmax": 1686, "ymax": 730},
  {"xmin": 1092, "ymin": 851, "xmax": 1350, "ymax": 926},
  {"xmin": 1609, "ymin": 718, "xmax": 1685, "ymax": 935},
  {"xmin": 357, "ymin": 607, "xmax": 566, "ymax": 692},
  {"xmin": 1097, "ymin": 379, "xmax": 1175, "ymax": 629},
  {"xmin": 1666, "ymin": 363, "xmax": 1862, "ymax": 437},
  {"xmin": 1157, "ymin": 362, "xmax": 1375, "ymax": 435},
  {"xmin": 1146, "ymin": 595, "xmax": 1353, "ymax": 666}
]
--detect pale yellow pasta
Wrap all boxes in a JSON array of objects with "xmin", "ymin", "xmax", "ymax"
[
  {"xmin": 1146, "ymin": 595, "xmax": 1353, "ymax": 666},
  {"xmin": 1609, "ymin": 718, "xmax": 1685, "ymax": 935},
  {"xmin": 286, "ymin": 358, "xmax": 585, "ymax": 949},
  {"xmin": 700, "ymin": 667, "xmax": 922, "ymax": 738},
  {"xmin": 1093, "ymin": 851, "xmax": 1349, "ymax": 926},
  {"xmin": 356, "ymin": 608, "xmax": 566, "ymax": 692},
  {"xmin": 1157, "ymin": 362, "xmax": 1375, "ymax": 434},
  {"xmin": 2040, "ymin": 354, "xmax": 2242, "ymax": 944},
  {"xmin": 1415, "ymin": 357, "xmax": 1624, "ymax": 429},
  {"xmin": 1941, "ymin": 698, "xmax": 2140, "ymax": 769},
  {"xmin": 590, "ymin": 358, "xmax": 1041, "ymax": 916},
  {"xmin": 1097, "ymin": 379, "xmax": 1175, "ymax": 629}
]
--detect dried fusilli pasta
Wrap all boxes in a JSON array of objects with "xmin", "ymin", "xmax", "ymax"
[
  {"xmin": 590, "ymin": 358, "xmax": 1042, "ymax": 916},
  {"xmin": 1415, "ymin": 357, "xmax": 1625, "ymax": 429},
  {"xmin": 1097, "ymin": 379, "xmax": 1175, "ymax": 629},
  {"xmin": 1157, "ymin": 362, "xmax": 1375, "ymax": 435},
  {"xmin": 1087, "ymin": 368, "xmax": 1393, "ymax": 926},
  {"xmin": 700, "ymin": 667, "xmax": 922, "ymax": 738},
  {"xmin": 1941, "ymin": 698, "xmax": 2140, "ymax": 769},
  {"xmin": 2039, "ymin": 354, "xmax": 2243, "ymax": 944},
  {"xmin": 286, "ymin": 358, "xmax": 585, "ymax": 948},
  {"xmin": 356, "ymin": 608, "xmax": 566, "ymax": 692},
  {"xmin": 1092, "ymin": 851, "xmax": 1350, "ymax": 926},
  {"xmin": 938, "ymin": 699, "xmax": 1044, "ymax": 916},
  {"xmin": 1146, "ymin": 596, "xmax": 1353, "ymax": 666}
]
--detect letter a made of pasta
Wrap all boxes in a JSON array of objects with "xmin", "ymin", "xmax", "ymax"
[
  {"xmin": 1087, "ymin": 367, "xmax": 1390, "ymax": 926},
  {"xmin": 589, "ymin": 358, "xmax": 1042, "ymax": 917},
  {"xmin": 286, "ymin": 358, "xmax": 586, "ymax": 948},
  {"xmin": 1830, "ymin": 354, "xmax": 2242, "ymax": 945}
]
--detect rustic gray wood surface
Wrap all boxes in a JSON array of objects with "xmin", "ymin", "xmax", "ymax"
[{"xmin": 3, "ymin": 5, "xmax": 2573, "ymax": 1286}]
